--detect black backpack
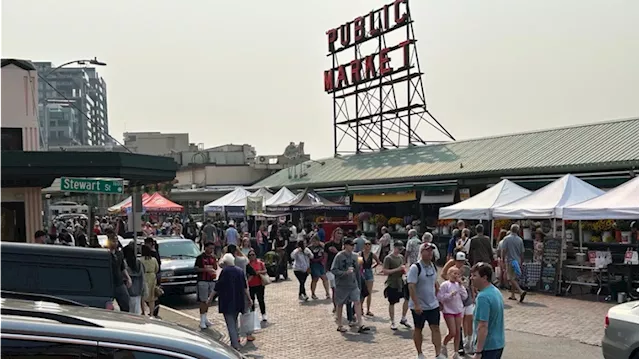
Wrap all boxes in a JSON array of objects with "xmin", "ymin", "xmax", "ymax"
[{"xmin": 412, "ymin": 261, "xmax": 436, "ymax": 277}]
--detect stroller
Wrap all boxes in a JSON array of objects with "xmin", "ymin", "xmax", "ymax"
[{"xmin": 263, "ymin": 251, "xmax": 281, "ymax": 279}]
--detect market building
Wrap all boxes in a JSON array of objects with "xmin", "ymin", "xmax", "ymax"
[{"xmin": 253, "ymin": 118, "xmax": 639, "ymax": 237}]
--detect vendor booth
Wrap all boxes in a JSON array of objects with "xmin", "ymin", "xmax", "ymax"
[
  {"xmin": 561, "ymin": 177, "xmax": 639, "ymax": 300},
  {"xmin": 265, "ymin": 187, "xmax": 296, "ymax": 213},
  {"xmin": 203, "ymin": 187, "xmax": 251, "ymax": 213},
  {"xmin": 438, "ymin": 179, "xmax": 531, "ymax": 220},
  {"xmin": 491, "ymin": 174, "xmax": 605, "ymax": 294}
]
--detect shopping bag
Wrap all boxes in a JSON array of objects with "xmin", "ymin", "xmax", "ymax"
[
  {"xmin": 253, "ymin": 310, "xmax": 262, "ymax": 332},
  {"xmin": 240, "ymin": 311, "xmax": 256, "ymax": 334},
  {"xmin": 260, "ymin": 274, "xmax": 271, "ymax": 286}
]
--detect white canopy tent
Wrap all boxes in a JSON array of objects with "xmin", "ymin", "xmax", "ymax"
[
  {"xmin": 492, "ymin": 174, "xmax": 605, "ymax": 219},
  {"xmin": 563, "ymin": 177, "xmax": 639, "ymax": 220},
  {"xmin": 265, "ymin": 187, "xmax": 296, "ymax": 207},
  {"xmin": 438, "ymin": 179, "xmax": 532, "ymax": 220},
  {"xmin": 203, "ymin": 187, "xmax": 252, "ymax": 212},
  {"xmin": 250, "ymin": 188, "xmax": 274, "ymax": 201}
]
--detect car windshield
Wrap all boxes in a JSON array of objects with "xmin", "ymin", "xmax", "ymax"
[{"xmin": 158, "ymin": 240, "xmax": 200, "ymax": 259}]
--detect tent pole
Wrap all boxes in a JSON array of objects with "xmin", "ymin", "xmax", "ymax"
[
  {"xmin": 553, "ymin": 218, "xmax": 557, "ymax": 237},
  {"xmin": 491, "ymin": 219, "xmax": 495, "ymax": 247},
  {"xmin": 578, "ymin": 220, "xmax": 583, "ymax": 253}
]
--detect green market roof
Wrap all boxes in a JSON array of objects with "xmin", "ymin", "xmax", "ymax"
[{"xmin": 255, "ymin": 118, "xmax": 639, "ymax": 189}]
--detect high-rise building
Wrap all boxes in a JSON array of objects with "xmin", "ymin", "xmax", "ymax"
[{"xmin": 34, "ymin": 62, "xmax": 109, "ymax": 148}]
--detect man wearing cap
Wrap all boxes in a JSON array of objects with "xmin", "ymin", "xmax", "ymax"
[
  {"xmin": 382, "ymin": 240, "xmax": 411, "ymax": 330},
  {"xmin": 331, "ymin": 238, "xmax": 370, "ymax": 333},
  {"xmin": 407, "ymin": 242, "xmax": 444, "ymax": 359}
]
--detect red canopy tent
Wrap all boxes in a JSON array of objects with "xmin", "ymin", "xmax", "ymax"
[{"xmin": 120, "ymin": 193, "xmax": 183, "ymax": 213}]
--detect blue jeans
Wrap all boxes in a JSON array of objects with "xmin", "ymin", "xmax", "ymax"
[{"xmin": 223, "ymin": 312, "xmax": 240, "ymax": 349}]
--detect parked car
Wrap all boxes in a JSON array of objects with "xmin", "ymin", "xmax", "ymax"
[
  {"xmin": 1, "ymin": 296, "xmax": 245, "ymax": 359},
  {"xmin": 1, "ymin": 242, "xmax": 115, "ymax": 309},
  {"xmin": 603, "ymin": 300, "xmax": 639, "ymax": 359},
  {"xmin": 156, "ymin": 237, "xmax": 202, "ymax": 296}
]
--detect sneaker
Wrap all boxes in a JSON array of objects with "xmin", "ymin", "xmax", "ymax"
[
  {"xmin": 390, "ymin": 322, "xmax": 398, "ymax": 330},
  {"xmin": 348, "ymin": 320, "xmax": 357, "ymax": 327},
  {"xmin": 464, "ymin": 342, "xmax": 474, "ymax": 354},
  {"xmin": 262, "ymin": 314, "xmax": 268, "ymax": 322},
  {"xmin": 440, "ymin": 345, "xmax": 448, "ymax": 358},
  {"xmin": 435, "ymin": 354, "xmax": 447, "ymax": 359},
  {"xmin": 452, "ymin": 354, "xmax": 462, "ymax": 359},
  {"xmin": 303, "ymin": 294, "xmax": 309, "ymax": 302},
  {"xmin": 299, "ymin": 294, "xmax": 305, "ymax": 302},
  {"xmin": 399, "ymin": 318, "xmax": 412, "ymax": 328},
  {"xmin": 416, "ymin": 354, "xmax": 425, "ymax": 359},
  {"xmin": 205, "ymin": 319, "xmax": 214, "ymax": 328},
  {"xmin": 311, "ymin": 294, "xmax": 319, "ymax": 300}
]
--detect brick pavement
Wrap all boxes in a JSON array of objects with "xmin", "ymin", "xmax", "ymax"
[{"xmin": 169, "ymin": 269, "xmax": 612, "ymax": 358}]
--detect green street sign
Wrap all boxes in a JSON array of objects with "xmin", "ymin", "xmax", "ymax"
[{"xmin": 60, "ymin": 177, "xmax": 124, "ymax": 194}]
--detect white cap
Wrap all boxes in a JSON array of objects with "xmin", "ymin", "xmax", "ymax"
[{"xmin": 455, "ymin": 252, "xmax": 467, "ymax": 261}]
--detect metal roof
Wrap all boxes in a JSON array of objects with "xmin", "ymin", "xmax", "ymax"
[{"xmin": 255, "ymin": 118, "xmax": 639, "ymax": 189}]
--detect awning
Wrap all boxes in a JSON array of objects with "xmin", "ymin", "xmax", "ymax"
[
  {"xmin": 353, "ymin": 191, "xmax": 416, "ymax": 203},
  {"xmin": 420, "ymin": 190, "xmax": 455, "ymax": 204}
]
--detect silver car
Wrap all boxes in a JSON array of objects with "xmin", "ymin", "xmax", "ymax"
[
  {"xmin": 1, "ymin": 297, "xmax": 245, "ymax": 359},
  {"xmin": 602, "ymin": 300, "xmax": 639, "ymax": 359}
]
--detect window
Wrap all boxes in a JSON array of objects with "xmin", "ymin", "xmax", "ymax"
[
  {"xmin": 98, "ymin": 348, "xmax": 184, "ymax": 359},
  {"xmin": 37, "ymin": 266, "xmax": 92, "ymax": 292},
  {"xmin": 1, "ymin": 338, "xmax": 98, "ymax": 358},
  {"xmin": 1, "ymin": 128, "xmax": 23, "ymax": 151},
  {"xmin": 49, "ymin": 120, "xmax": 57, "ymax": 127}
]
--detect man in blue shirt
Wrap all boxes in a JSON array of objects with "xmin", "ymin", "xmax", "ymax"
[
  {"xmin": 225, "ymin": 221, "xmax": 239, "ymax": 246},
  {"xmin": 470, "ymin": 262, "xmax": 505, "ymax": 359}
]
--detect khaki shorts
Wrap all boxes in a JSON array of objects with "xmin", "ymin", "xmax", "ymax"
[
  {"xmin": 196, "ymin": 281, "xmax": 216, "ymax": 302},
  {"xmin": 506, "ymin": 264, "xmax": 518, "ymax": 281}
]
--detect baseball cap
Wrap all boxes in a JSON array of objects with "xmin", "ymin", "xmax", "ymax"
[
  {"xmin": 455, "ymin": 252, "xmax": 467, "ymax": 261},
  {"xmin": 343, "ymin": 238, "xmax": 354, "ymax": 246},
  {"xmin": 394, "ymin": 240, "xmax": 405, "ymax": 248},
  {"xmin": 420, "ymin": 242, "xmax": 436, "ymax": 251}
]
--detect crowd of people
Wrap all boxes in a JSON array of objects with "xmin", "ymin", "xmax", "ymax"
[
  {"xmin": 34, "ymin": 214, "xmax": 520, "ymax": 358},
  {"xmin": 190, "ymin": 219, "xmax": 513, "ymax": 359}
]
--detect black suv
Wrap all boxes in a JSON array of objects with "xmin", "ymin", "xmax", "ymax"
[{"xmin": 1, "ymin": 295, "xmax": 245, "ymax": 358}]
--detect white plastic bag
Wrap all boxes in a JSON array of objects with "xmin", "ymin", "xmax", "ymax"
[{"xmin": 240, "ymin": 311, "xmax": 256, "ymax": 334}]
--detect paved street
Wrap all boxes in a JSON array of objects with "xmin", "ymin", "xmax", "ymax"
[{"xmin": 162, "ymin": 269, "xmax": 610, "ymax": 358}]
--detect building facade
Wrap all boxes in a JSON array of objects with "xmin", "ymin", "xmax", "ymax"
[
  {"xmin": 34, "ymin": 62, "xmax": 109, "ymax": 148},
  {"xmin": 1, "ymin": 59, "xmax": 43, "ymax": 242},
  {"xmin": 123, "ymin": 132, "xmax": 193, "ymax": 156}
]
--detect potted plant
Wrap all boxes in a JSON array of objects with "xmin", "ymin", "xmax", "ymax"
[
  {"xmin": 358, "ymin": 212, "xmax": 372, "ymax": 231},
  {"xmin": 581, "ymin": 221, "xmax": 594, "ymax": 243},
  {"xmin": 374, "ymin": 214, "xmax": 388, "ymax": 229},
  {"xmin": 593, "ymin": 220, "xmax": 615, "ymax": 243}
]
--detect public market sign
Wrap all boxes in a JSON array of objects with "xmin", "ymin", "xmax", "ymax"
[{"xmin": 60, "ymin": 177, "xmax": 124, "ymax": 194}]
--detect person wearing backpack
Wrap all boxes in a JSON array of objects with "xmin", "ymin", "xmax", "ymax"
[{"xmin": 407, "ymin": 242, "xmax": 446, "ymax": 359}]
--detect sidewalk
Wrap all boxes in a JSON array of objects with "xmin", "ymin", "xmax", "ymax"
[{"xmin": 499, "ymin": 289, "xmax": 612, "ymax": 346}]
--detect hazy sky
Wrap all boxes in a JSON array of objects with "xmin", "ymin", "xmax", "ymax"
[{"xmin": 3, "ymin": 0, "xmax": 638, "ymax": 159}]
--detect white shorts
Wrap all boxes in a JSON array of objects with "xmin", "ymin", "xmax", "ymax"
[
  {"xmin": 326, "ymin": 271, "xmax": 336, "ymax": 288},
  {"xmin": 464, "ymin": 304, "xmax": 475, "ymax": 316}
]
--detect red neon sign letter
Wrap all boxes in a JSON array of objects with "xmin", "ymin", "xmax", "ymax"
[
  {"xmin": 364, "ymin": 55, "xmax": 376, "ymax": 80},
  {"xmin": 354, "ymin": 17, "xmax": 365, "ymax": 42},
  {"xmin": 350, "ymin": 59, "xmax": 362, "ymax": 83},
  {"xmin": 324, "ymin": 70, "xmax": 335, "ymax": 92},
  {"xmin": 379, "ymin": 48, "xmax": 392, "ymax": 75},
  {"xmin": 394, "ymin": 0, "xmax": 408, "ymax": 25},
  {"xmin": 336, "ymin": 65, "xmax": 349, "ymax": 88},
  {"xmin": 326, "ymin": 28, "xmax": 337, "ymax": 52}
]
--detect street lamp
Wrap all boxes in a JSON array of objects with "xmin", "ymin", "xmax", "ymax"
[{"xmin": 43, "ymin": 57, "xmax": 107, "ymax": 76}]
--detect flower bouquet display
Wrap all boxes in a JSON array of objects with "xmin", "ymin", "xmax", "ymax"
[
  {"xmin": 388, "ymin": 217, "xmax": 404, "ymax": 231},
  {"xmin": 358, "ymin": 212, "xmax": 372, "ymax": 232}
]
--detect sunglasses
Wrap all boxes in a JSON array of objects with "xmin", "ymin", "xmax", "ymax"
[
  {"xmin": 365, "ymin": 243, "xmax": 372, "ymax": 246},
  {"xmin": 248, "ymin": 253, "xmax": 256, "ymax": 257}
]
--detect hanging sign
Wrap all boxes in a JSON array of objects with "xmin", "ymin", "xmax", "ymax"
[
  {"xmin": 246, "ymin": 196, "xmax": 264, "ymax": 216},
  {"xmin": 459, "ymin": 188, "xmax": 470, "ymax": 201}
]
